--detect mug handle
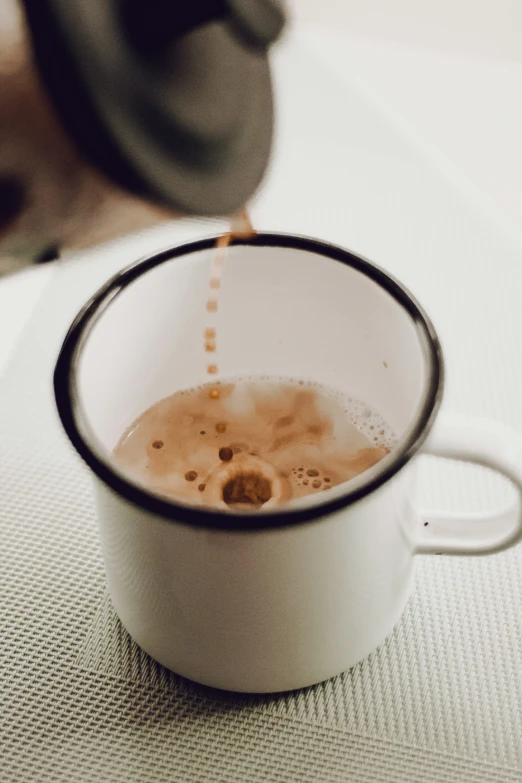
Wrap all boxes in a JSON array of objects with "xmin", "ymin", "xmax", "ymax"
[{"xmin": 415, "ymin": 413, "xmax": 522, "ymax": 556}]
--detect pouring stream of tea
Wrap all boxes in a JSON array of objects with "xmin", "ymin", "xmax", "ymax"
[{"xmin": 205, "ymin": 210, "xmax": 255, "ymax": 400}]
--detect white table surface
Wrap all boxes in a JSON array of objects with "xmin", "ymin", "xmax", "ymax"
[{"xmin": 0, "ymin": 29, "xmax": 521, "ymax": 378}]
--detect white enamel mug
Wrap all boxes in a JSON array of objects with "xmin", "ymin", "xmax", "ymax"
[{"xmin": 54, "ymin": 234, "xmax": 522, "ymax": 693}]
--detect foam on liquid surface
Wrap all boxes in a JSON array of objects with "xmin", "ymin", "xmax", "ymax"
[{"xmin": 113, "ymin": 377, "xmax": 395, "ymax": 512}]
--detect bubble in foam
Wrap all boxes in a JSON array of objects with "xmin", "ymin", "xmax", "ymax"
[
  {"xmin": 312, "ymin": 479, "xmax": 321, "ymax": 489},
  {"xmin": 209, "ymin": 388, "xmax": 220, "ymax": 400},
  {"xmin": 152, "ymin": 440, "xmax": 163, "ymax": 449},
  {"xmin": 185, "ymin": 471, "xmax": 198, "ymax": 481},
  {"xmin": 216, "ymin": 422, "xmax": 227, "ymax": 434},
  {"xmin": 229, "ymin": 441, "xmax": 249, "ymax": 454}
]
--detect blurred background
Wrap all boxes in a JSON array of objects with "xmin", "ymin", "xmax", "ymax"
[
  {"xmin": 0, "ymin": 0, "xmax": 521, "ymax": 368},
  {"xmin": 291, "ymin": 0, "xmax": 522, "ymax": 61}
]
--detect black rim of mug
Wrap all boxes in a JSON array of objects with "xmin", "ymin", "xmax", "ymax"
[{"xmin": 53, "ymin": 233, "xmax": 444, "ymax": 531}]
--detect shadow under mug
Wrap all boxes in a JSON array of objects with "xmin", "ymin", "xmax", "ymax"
[{"xmin": 54, "ymin": 234, "xmax": 522, "ymax": 693}]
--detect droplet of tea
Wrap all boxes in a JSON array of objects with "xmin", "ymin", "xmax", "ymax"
[
  {"xmin": 207, "ymin": 364, "xmax": 218, "ymax": 374},
  {"xmin": 216, "ymin": 233, "xmax": 231, "ymax": 250},
  {"xmin": 216, "ymin": 422, "xmax": 227, "ymax": 434},
  {"xmin": 185, "ymin": 470, "xmax": 198, "ymax": 481},
  {"xmin": 151, "ymin": 440, "xmax": 163, "ymax": 449},
  {"xmin": 204, "ymin": 327, "xmax": 216, "ymax": 340},
  {"xmin": 209, "ymin": 277, "xmax": 221, "ymax": 290},
  {"xmin": 219, "ymin": 447, "xmax": 233, "ymax": 462},
  {"xmin": 205, "ymin": 341, "xmax": 216, "ymax": 352},
  {"xmin": 206, "ymin": 299, "xmax": 218, "ymax": 313}
]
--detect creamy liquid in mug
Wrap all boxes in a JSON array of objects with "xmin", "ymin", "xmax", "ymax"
[
  {"xmin": 113, "ymin": 214, "xmax": 394, "ymax": 510},
  {"xmin": 114, "ymin": 379, "xmax": 394, "ymax": 510}
]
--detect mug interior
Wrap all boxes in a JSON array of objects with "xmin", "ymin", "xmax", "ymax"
[{"xmin": 56, "ymin": 234, "xmax": 443, "ymax": 527}]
